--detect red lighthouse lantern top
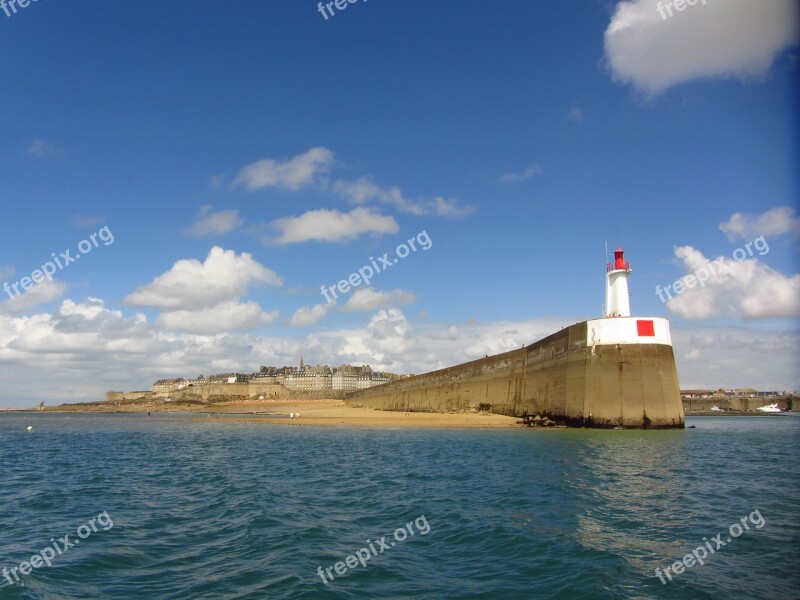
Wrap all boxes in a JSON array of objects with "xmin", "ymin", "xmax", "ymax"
[{"xmin": 607, "ymin": 247, "xmax": 631, "ymax": 272}]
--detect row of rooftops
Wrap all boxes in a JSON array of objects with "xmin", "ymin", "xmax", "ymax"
[
  {"xmin": 153, "ymin": 360, "xmax": 392, "ymax": 389},
  {"xmin": 680, "ymin": 389, "xmax": 789, "ymax": 398}
]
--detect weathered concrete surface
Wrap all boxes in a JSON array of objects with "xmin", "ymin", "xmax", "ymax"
[{"xmin": 345, "ymin": 320, "xmax": 684, "ymax": 429}]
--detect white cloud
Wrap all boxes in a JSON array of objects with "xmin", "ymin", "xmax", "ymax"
[
  {"xmin": 232, "ymin": 147, "xmax": 334, "ymax": 191},
  {"xmin": 124, "ymin": 246, "xmax": 282, "ymax": 310},
  {"xmin": 365, "ymin": 308, "xmax": 414, "ymax": 356},
  {"xmin": 334, "ymin": 177, "xmax": 426, "ymax": 215},
  {"xmin": 185, "ymin": 205, "xmax": 243, "ymax": 237},
  {"xmin": 343, "ymin": 288, "xmax": 416, "ymax": 312},
  {"xmin": 719, "ymin": 205, "xmax": 800, "ymax": 242},
  {"xmin": 157, "ymin": 300, "xmax": 278, "ymax": 334},
  {"xmin": 268, "ymin": 207, "xmax": 399, "ymax": 245},
  {"xmin": 604, "ymin": 0, "xmax": 800, "ymax": 94},
  {"xmin": 0, "ymin": 280, "xmax": 67, "ymax": 315},
  {"xmin": 432, "ymin": 197, "xmax": 476, "ymax": 217},
  {"xmin": 229, "ymin": 149, "xmax": 474, "ymax": 218},
  {"xmin": 663, "ymin": 245, "xmax": 800, "ymax": 320},
  {"xmin": 499, "ymin": 164, "xmax": 542, "ymax": 184},
  {"xmin": 289, "ymin": 302, "xmax": 336, "ymax": 327},
  {"xmin": 333, "ymin": 177, "xmax": 475, "ymax": 218},
  {"xmin": 25, "ymin": 139, "xmax": 60, "ymax": 159}
]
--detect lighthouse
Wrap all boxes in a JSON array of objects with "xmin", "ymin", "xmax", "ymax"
[{"xmin": 605, "ymin": 247, "xmax": 631, "ymax": 317}]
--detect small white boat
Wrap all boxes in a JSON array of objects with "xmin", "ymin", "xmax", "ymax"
[
  {"xmin": 710, "ymin": 405, "xmax": 724, "ymax": 412},
  {"xmin": 756, "ymin": 403, "xmax": 781, "ymax": 413}
]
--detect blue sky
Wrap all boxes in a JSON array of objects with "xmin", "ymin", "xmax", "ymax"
[{"xmin": 1, "ymin": 0, "xmax": 798, "ymax": 406}]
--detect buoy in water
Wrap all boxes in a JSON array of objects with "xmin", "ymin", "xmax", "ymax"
[{"xmin": 27, "ymin": 426, "xmax": 32, "ymax": 431}]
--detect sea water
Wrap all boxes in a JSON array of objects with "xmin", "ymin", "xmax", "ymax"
[{"xmin": 0, "ymin": 413, "xmax": 797, "ymax": 599}]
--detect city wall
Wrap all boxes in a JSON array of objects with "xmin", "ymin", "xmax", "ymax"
[
  {"xmin": 346, "ymin": 320, "xmax": 684, "ymax": 428},
  {"xmin": 110, "ymin": 384, "xmax": 350, "ymax": 403},
  {"xmin": 176, "ymin": 383, "xmax": 347, "ymax": 401},
  {"xmin": 106, "ymin": 391, "xmax": 151, "ymax": 402}
]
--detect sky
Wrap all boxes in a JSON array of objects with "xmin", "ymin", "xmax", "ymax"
[{"xmin": 0, "ymin": 0, "xmax": 798, "ymax": 407}]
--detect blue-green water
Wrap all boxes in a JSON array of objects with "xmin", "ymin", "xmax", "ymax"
[{"xmin": 0, "ymin": 414, "xmax": 797, "ymax": 599}]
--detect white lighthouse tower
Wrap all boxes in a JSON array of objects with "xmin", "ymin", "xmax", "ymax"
[{"xmin": 605, "ymin": 247, "xmax": 631, "ymax": 317}]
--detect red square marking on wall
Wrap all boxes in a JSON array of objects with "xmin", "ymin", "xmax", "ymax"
[{"xmin": 637, "ymin": 320, "xmax": 655, "ymax": 336}]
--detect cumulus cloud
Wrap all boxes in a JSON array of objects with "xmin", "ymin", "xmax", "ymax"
[
  {"xmin": 499, "ymin": 164, "xmax": 542, "ymax": 184},
  {"xmin": 124, "ymin": 246, "xmax": 282, "ymax": 310},
  {"xmin": 3, "ymin": 299, "xmax": 149, "ymax": 358},
  {"xmin": 268, "ymin": 207, "xmax": 399, "ymax": 245},
  {"xmin": 0, "ymin": 298, "xmax": 163, "ymax": 403},
  {"xmin": 365, "ymin": 308, "xmax": 414, "ymax": 356},
  {"xmin": 663, "ymin": 245, "xmax": 800, "ymax": 320},
  {"xmin": 604, "ymin": 0, "xmax": 800, "ymax": 94},
  {"xmin": 289, "ymin": 302, "xmax": 336, "ymax": 327},
  {"xmin": 334, "ymin": 177, "xmax": 425, "ymax": 215},
  {"xmin": 343, "ymin": 288, "xmax": 416, "ymax": 312},
  {"xmin": 432, "ymin": 197, "xmax": 475, "ymax": 218},
  {"xmin": 0, "ymin": 280, "xmax": 67, "ymax": 315},
  {"xmin": 232, "ymin": 146, "xmax": 334, "ymax": 191},
  {"xmin": 333, "ymin": 177, "xmax": 475, "ymax": 218},
  {"xmin": 719, "ymin": 205, "xmax": 800, "ymax": 242},
  {"xmin": 228, "ymin": 147, "xmax": 475, "ymax": 219},
  {"xmin": 185, "ymin": 205, "xmax": 243, "ymax": 238},
  {"xmin": 156, "ymin": 300, "xmax": 278, "ymax": 334}
]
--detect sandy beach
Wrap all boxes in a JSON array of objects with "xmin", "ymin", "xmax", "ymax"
[
  {"xmin": 40, "ymin": 399, "xmax": 533, "ymax": 428},
  {"xmin": 191, "ymin": 399, "xmax": 522, "ymax": 429}
]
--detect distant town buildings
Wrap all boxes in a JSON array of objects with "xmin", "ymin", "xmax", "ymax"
[
  {"xmin": 151, "ymin": 357, "xmax": 391, "ymax": 394},
  {"xmin": 152, "ymin": 378, "xmax": 188, "ymax": 394},
  {"xmin": 680, "ymin": 388, "xmax": 785, "ymax": 399}
]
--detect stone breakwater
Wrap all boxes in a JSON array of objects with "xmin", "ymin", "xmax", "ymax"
[{"xmin": 346, "ymin": 319, "xmax": 685, "ymax": 429}]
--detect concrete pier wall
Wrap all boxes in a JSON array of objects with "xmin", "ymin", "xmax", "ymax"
[{"xmin": 346, "ymin": 319, "xmax": 684, "ymax": 429}]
